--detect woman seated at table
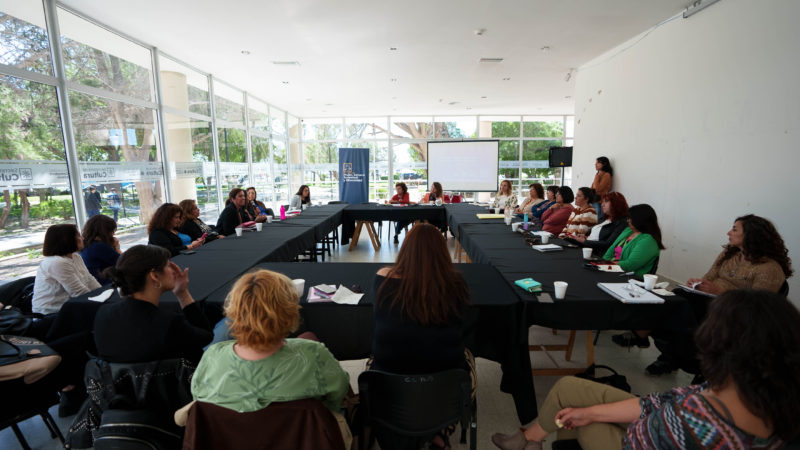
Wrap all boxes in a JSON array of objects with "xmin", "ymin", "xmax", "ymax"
[
  {"xmin": 558, "ymin": 187, "xmax": 597, "ymax": 238},
  {"xmin": 178, "ymin": 199, "xmax": 222, "ymax": 243},
  {"xmin": 96, "ymin": 245, "xmax": 212, "ymax": 363},
  {"xmin": 421, "ymin": 181, "xmax": 445, "ymax": 204},
  {"xmin": 290, "ymin": 184, "xmax": 311, "ymax": 210},
  {"xmin": 372, "ymin": 223, "xmax": 472, "ymax": 447},
  {"xmin": 515, "ymin": 183, "xmax": 545, "ymax": 217},
  {"xmin": 539, "ymin": 186, "xmax": 574, "ymax": 235},
  {"xmin": 188, "ymin": 269, "xmax": 350, "ymax": 436},
  {"xmin": 491, "ymin": 289, "xmax": 800, "ymax": 450},
  {"xmin": 80, "ymin": 214, "xmax": 121, "ymax": 285},
  {"xmin": 148, "ymin": 203, "xmax": 205, "ymax": 257},
  {"xmin": 216, "ymin": 188, "xmax": 247, "ymax": 236},
  {"xmin": 245, "ymin": 187, "xmax": 272, "ymax": 222},
  {"xmin": 568, "ymin": 192, "xmax": 629, "ymax": 257},
  {"xmin": 32, "ymin": 224, "xmax": 101, "ymax": 315},
  {"xmin": 601, "ymin": 204, "xmax": 664, "ymax": 277},
  {"xmin": 492, "ymin": 180, "xmax": 518, "ymax": 211},
  {"xmin": 686, "ymin": 214, "xmax": 791, "ymax": 295}
]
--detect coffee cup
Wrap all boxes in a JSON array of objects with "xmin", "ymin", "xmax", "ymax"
[
  {"xmin": 435, "ymin": 199, "xmax": 443, "ymax": 206},
  {"xmin": 554, "ymin": 281, "xmax": 568, "ymax": 299},
  {"xmin": 643, "ymin": 274, "xmax": 658, "ymax": 290},
  {"xmin": 266, "ymin": 215, "xmax": 273, "ymax": 223},
  {"xmin": 511, "ymin": 223, "xmax": 521, "ymax": 232},
  {"xmin": 292, "ymin": 279, "xmax": 305, "ymax": 297},
  {"xmin": 541, "ymin": 234, "xmax": 550, "ymax": 244},
  {"xmin": 234, "ymin": 227, "xmax": 243, "ymax": 237},
  {"xmin": 255, "ymin": 222, "xmax": 263, "ymax": 232},
  {"xmin": 582, "ymin": 248, "xmax": 593, "ymax": 259}
]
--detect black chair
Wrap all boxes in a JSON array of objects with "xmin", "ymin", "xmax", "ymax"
[
  {"xmin": 357, "ymin": 369, "xmax": 476, "ymax": 450},
  {"xmin": 0, "ymin": 377, "xmax": 65, "ymax": 450},
  {"xmin": 0, "ymin": 276, "xmax": 36, "ymax": 314}
]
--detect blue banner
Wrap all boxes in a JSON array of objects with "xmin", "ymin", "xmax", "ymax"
[{"xmin": 338, "ymin": 148, "xmax": 369, "ymax": 204}]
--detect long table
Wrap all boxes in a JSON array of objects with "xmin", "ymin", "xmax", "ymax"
[{"xmin": 340, "ymin": 204, "xmax": 448, "ymax": 249}]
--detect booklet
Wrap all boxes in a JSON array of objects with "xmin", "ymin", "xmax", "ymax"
[
  {"xmin": 597, "ymin": 282, "xmax": 665, "ymax": 304},
  {"xmin": 531, "ymin": 244, "xmax": 563, "ymax": 252}
]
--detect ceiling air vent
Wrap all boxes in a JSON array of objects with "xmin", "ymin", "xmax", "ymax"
[{"xmin": 479, "ymin": 58, "xmax": 504, "ymax": 63}]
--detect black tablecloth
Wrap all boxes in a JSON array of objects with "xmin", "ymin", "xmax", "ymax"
[
  {"xmin": 340, "ymin": 204, "xmax": 448, "ymax": 243},
  {"xmin": 277, "ymin": 204, "xmax": 346, "ymax": 240},
  {"xmin": 205, "ymin": 262, "xmax": 537, "ymax": 423}
]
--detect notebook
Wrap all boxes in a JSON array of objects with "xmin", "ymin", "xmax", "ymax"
[
  {"xmin": 531, "ymin": 244, "xmax": 563, "ymax": 252},
  {"xmin": 597, "ymin": 282, "xmax": 665, "ymax": 304}
]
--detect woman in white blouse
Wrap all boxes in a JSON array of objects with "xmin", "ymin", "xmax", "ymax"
[
  {"xmin": 492, "ymin": 180, "xmax": 518, "ymax": 211},
  {"xmin": 32, "ymin": 224, "xmax": 101, "ymax": 315}
]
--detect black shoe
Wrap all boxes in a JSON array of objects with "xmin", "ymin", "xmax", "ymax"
[
  {"xmin": 393, "ymin": 235, "xmax": 399, "ymax": 244},
  {"xmin": 58, "ymin": 388, "xmax": 86, "ymax": 417},
  {"xmin": 612, "ymin": 331, "xmax": 650, "ymax": 348},
  {"xmin": 645, "ymin": 359, "xmax": 678, "ymax": 376}
]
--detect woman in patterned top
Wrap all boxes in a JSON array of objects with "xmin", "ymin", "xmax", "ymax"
[{"xmin": 491, "ymin": 289, "xmax": 800, "ymax": 450}]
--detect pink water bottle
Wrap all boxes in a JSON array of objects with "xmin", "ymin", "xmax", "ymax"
[{"xmin": 279, "ymin": 205, "xmax": 286, "ymax": 220}]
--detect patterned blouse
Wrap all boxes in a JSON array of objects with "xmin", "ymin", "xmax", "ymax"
[{"xmin": 624, "ymin": 384, "xmax": 782, "ymax": 449}]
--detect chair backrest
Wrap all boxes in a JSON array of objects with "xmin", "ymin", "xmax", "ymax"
[
  {"xmin": 183, "ymin": 399, "xmax": 345, "ymax": 450},
  {"xmin": 328, "ymin": 201, "xmax": 348, "ymax": 204},
  {"xmin": 358, "ymin": 369, "xmax": 470, "ymax": 438},
  {"xmin": 649, "ymin": 255, "xmax": 660, "ymax": 275},
  {"xmin": 779, "ymin": 280, "xmax": 789, "ymax": 297},
  {"xmin": 0, "ymin": 276, "xmax": 36, "ymax": 314}
]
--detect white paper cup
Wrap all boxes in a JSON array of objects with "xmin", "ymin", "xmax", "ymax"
[
  {"xmin": 292, "ymin": 279, "xmax": 305, "ymax": 297},
  {"xmin": 435, "ymin": 199, "xmax": 443, "ymax": 206},
  {"xmin": 504, "ymin": 216, "xmax": 512, "ymax": 225},
  {"xmin": 554, "ymin": 281, "xmax": 568, "ymax": 299},
  {"xmin": 511, "ymin": 223, "xmax": 521, "ymax": 232},
  {"xmin": 234, "ymin": 227, "xmax": 243, "ymax": 237},
  {"xmin": 643, "ymin": 274, "xmax": 658, "ymax": 290},
  {"xmin": 255, "ymin": 222, "xmax": 263, "ymax": 231},
  {"xmin": 541, "ymin": 234, "xmax": 550, "ymax": 244},
  {"xmin": 582, "ymin": 248, "xmax": 593, "ymax": 259},
  {"xmin": 266, "ymin": 215, "xmax": 273, "ymax": 223}
]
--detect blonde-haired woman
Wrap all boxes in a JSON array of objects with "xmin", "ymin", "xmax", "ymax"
[
  {"xmin": 492, "ymin": 179, "xmax": 518, "ymax": 211},
  {"xmin": 190, "ymin": 270, "xmax": 350, "ymax": 434}
]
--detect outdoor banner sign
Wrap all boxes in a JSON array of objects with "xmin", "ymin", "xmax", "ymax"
[
  {"xmin": 338, "ymin": 148, "xmax": 369, "ymax": 204},
  {"xmin": 0, "ymin": 160, "xmax": 165, "ymax": 190}
]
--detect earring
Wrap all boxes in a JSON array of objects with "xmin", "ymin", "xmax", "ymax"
[{"xmin": 156, "ymin": 281, "xmax": 162, "ymax": 289}]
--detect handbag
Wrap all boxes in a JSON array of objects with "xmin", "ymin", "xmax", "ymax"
[
  {"xmin": 574, "ymin": 364, "xmax": 631, "ymax": 393},
  {"xmin": 0, "ymin": 335, "xmax": 61, "ymax": 384},
  {"xmin": 0, "ymin": 306, "xmax": 33, "ymax": 335}
]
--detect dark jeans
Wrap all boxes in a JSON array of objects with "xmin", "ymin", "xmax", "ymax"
[{"xmin": 87, "ymin": 209, "xmax": 100, "ymax": 217}]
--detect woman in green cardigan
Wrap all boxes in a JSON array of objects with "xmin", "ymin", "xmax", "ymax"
[{"xmin": 602, "ymin": 204, "xmax": 664, "ymax": 277}]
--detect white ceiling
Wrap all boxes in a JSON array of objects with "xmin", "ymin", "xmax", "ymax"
[{"xmin": 59, "ymin": 0, "xmax": 689, "ymax": 118}]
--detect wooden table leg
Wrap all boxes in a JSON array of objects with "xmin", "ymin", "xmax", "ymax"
[
  {"xmin": 349, "ymin": 221, "xmax": 364, "ymax": 251},
  {"xmin": 365, "ymin": 221, "xmax": 381, "ymax": 251},
  {"xmin": 453, "ymin": 240, "xmax": 462, "ymax": 263}
]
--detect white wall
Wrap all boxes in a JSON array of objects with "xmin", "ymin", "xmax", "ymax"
[{"xmin": 571, "ymin": 0, "xmax": 800, "ymax": 305}]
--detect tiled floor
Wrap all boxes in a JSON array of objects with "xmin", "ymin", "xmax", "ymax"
[{"xmin": 1, "ymin": 224, "xmax": 692, "ymax": 450}]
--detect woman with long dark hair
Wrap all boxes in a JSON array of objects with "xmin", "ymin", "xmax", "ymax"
[
  {"xmin": 96, "ymin": 245, "xmax": 212, "ymax": 363},
  {"xmin": 558, "ymin": 187, "xmax": 597, "ymax": 238},
  {"xmin": 290, "ymin": 185, "xmax": 311, "ymax": 210},
  {"xmin": 178, "ymin": 199, "xmax": 222, "ymax": 243},
  {"xmin": 540, "ymin": 186, "xmax": 574, "ymax": 234},
  {"xmin": 492, "ymin": 289, "xmax": 800, "ymax": 450},
  {"xmin": 591, "ymin": 157, "xmax": 613, "ymax": 218},
  {"xmin": 421, "ymin": 181, "xmax": 444, "ymax": 203},
  {"xmin": 80, "ymin": 214, "xmax": 121, "ymax": 284},
  {"xmin": 245, "ymin": 186, "xmax": 274, "ymax": 220},
  {"xmin": 148, "ymin": 203, "xmax": 205, "ymax": 256},
  {"xmin": 216, "ymin": 188, "xmax": 247, "ymax": 236},
  {"xmin": 570, "ymin": 192, "xmax": 629, "ymax": 256},
  {"xmin": 602, "ymin": 203, "xmax": 664, "ymax": 276}
]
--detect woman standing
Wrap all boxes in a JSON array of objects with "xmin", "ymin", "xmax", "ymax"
[
  {"xmin": 591, "ymin": 157, "xmax": 613, "ymax": 218},
  {"xmin": 602, "ymin": 204, "xmax": 664, "ymax": 277},
  {"xmin": 80, "ymin": 215, "xmax": 121, "ymax": 285},
  {"xmin": 558, "ymin": 187, "xmax": 598, "ymax": 238},
  {"xmin": 540, "ymin": 187, "xmax": 575, "ymax": 235},
  {"xmin": 216, "ymin": 188, "xmax": 247, "ymax": 236},
  {"xmin": 290, "ymin": 185, "xmax": 311, "ymax": 210},
  {"xmin": 492, "ymin": 180, "xmax": 518, "ymax": 211},
  {"xmin": 179, "ymin": 199, "xmax": 222, "ymax": 243},
  {"xmin": 32, "ymin": 224, "xmax": 101, "ymax": 315},
  {"xmin": 148, "ymin": 203, "xmax": 205, "ymax": 256}
]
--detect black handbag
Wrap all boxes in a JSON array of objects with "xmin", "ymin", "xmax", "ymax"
[
  {"xmin": 575, "ymin": 364, "xmax": 631, "ymax": 393},
  {"xmin": 0, "ymin": 306, "xmax": 33, "ymax": 336}
]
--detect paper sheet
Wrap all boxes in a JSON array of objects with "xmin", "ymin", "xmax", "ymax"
[
  {"xmin": 88, "ymin": 289, "xmax": 115, "ymax": 302},
  {"xmin": 476, "ymin": 214, "xmax": 504, "ymax": 219},
  {"xmin": 331, "ymin": 285, "xmax": 363, "ymax": 305},
  {"xmin": 596, "ymin": 264, "xmax": 624, "ymax": 273}
]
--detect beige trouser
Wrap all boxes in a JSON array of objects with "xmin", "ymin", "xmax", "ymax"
[{"xmin": 537, "ymin": 376, "xmax": 636, "ymax": 450}]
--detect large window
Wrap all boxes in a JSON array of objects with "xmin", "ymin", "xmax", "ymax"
[{"xmin": 0, "ymin": 3, "xmax": 52, "ymax": 76}]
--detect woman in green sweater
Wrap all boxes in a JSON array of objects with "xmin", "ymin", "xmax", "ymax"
[{"xmin": 602, "ymin": 204, "xmax": 664, "ymax": 277}]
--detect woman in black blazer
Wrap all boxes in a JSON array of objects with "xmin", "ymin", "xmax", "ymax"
[
  {"xmin": 178, "ymin": 199, "xmax": 221, "ymax": 242},
  {"xmin": 570, "ymin": 192, "xmax": 629, "ymax": 256},
  {"xmin": 216, "ymin": 188, "xmax": 247, "ymax": 236},
  {"xmin": 148, "ymin": 203, "xmax": 204, "ymax": 256}
]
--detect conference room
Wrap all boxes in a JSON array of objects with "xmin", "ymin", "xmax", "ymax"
[{"xmin": 1, "ymin": 0, "xmax": 799, "ymax": 448}]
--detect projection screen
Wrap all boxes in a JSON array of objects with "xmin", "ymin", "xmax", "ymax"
[{"xmin": 426, "ymin": 140, "xmax": 499, "ymax": 191}]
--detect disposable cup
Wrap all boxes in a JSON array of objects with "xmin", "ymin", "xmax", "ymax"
[
  {"xmin": 554, "ymin": 281, "xmax": 568, "ymax": 299},
  {"xmin": 255, "ymin": 222, "xmax": 263, "ymax": 232},
  {"xmin": 292, "ymin": 279, "xmax": 305, "ymax": 297},
  {"xmin": 266, "ymin": 215, "xmax": 273, "ymax": 223},
  {"xmin": 504, "ymin": 216, "xmax": 512, "ymax": 225},
  {"xmin": 234, "ymin": 227, "xmax": 243, "ymax": 237},
  {"xmin": 541, "ymin": 234, "xmax": 550, "ymax": 244},
  {"xmin": 582, "ymin": 248, "xmax": 593, "ymax": 259},
  {"xmin": 511, "ymin": 223, "xmax": 521, "ymax": 232},
  {"xmin": 435, "ymin": 199, "xmax": 443, "ymax": 206},
  {"xmin": 643, "ymin": 274, "xmax": 658, "ymax": 290}
]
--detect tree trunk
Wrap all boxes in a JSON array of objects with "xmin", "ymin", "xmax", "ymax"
[
  {"xmin": 0, "ymin": 190, "xmax": 10, "ymax": 229},
  {"xmin": 19, "ymin": 190, "xmax": 31, "ymax": 228},
  {"xmin": 37, "ymin": 188, "xmax": 48, "ymax": 204}
]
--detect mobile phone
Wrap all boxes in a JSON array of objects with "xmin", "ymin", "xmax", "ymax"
[
  {"xmin": 180, "ymin": 250, "xmax": 196, "ymax": 255},
  {"xmin": 200, "ymin": 233, "xmax": 208, "ymax": 240}
]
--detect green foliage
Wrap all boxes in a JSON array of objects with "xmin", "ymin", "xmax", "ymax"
[{"xmin": 26, "ymin": 248, "xmax": 41, "ymax": 259}]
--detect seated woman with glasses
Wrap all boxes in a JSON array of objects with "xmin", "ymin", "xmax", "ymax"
[
  {"xmin": 601, "ymin": 204, "xmax": 664, "ymax": 277},
  {"xmin": 492, "ymin": 289, "xmax": 800, "ymax": 450}
]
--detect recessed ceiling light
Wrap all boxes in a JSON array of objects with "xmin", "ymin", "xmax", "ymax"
[
  {"xmin": 241, "ymin": 50, "xmax": 250, "ymax": 55},
  {"xmin": 564, "ymin": 96, "xmax": 572, "ymax": 99},
  {"xmin": 390, "ymin": 78, "xmax": 398, "ymax": 82},
  {"xmin": 281, "ymin": 81, "xmax": 289, "ymax": 84},
  {"xmin": 540, "ymin": 46, "xmax": 550, "ymax": 52},
  {"xmin": 481, "ymin": 96, "xmax": 487, "ymax": 99},
  {"xmin": 305, "ymin": 98, "xmax": 312, "ymax": 101},
  {"xmin": 474, "ymin": 28, "xmax": 487, "ymax": 36},
  {"xmin": 389, "ymin": 47, "xmax": 398, "ymax": 51},
  {"xmin": 502, "ymin": 77, "xmax": 511, "ymax": 81},
  {"xmin": 466, "ymin": 107, "xmax": 473, "ymax": 110},
  {"xmin": 479, "ymin": 57, "xmax": 504, "ymax": 63},
  {"xmin": 448, "ymin": 101, "xmax": 459, "ymax": 105}
]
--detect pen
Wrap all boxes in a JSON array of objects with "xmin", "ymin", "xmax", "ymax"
[{"xmin": 619, "ymin": 271, "xmax": 635, "ymax": 277}]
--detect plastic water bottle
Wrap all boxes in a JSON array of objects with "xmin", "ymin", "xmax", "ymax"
[
  {"xmin": 523, "ymin": 213, "xmax": 529, "ymax": 230},
  {"xmin": 280, "ymin": 205, "xmax": 286, "ymax": 220}
]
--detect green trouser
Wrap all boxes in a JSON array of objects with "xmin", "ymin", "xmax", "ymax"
[{"xmin": 538, "ymin": 376, "xmax": 636, "ymax": 450}]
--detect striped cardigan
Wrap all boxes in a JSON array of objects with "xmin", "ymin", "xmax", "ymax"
[{"xmin": 558, "ymin": 205, "xmax": 598, "ymax": 237}]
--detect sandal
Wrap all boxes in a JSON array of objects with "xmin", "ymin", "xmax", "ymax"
[{"xmin": 611, "ymin": 331, "xmax": 650, "ymax": 348}]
